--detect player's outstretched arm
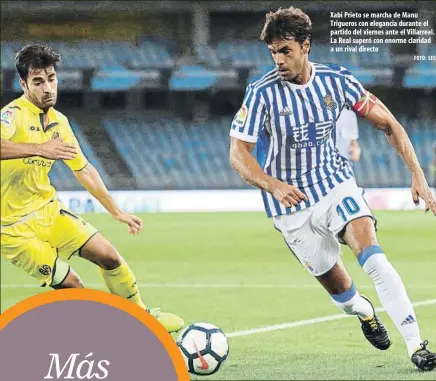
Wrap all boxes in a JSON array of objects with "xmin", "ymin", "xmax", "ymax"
[
  {"xmin": 229, "ymin": 137, "xmax": 307, "ymax": 207},
  {"xmin": 0, "ymin": 138, "xmax": 77, "ymax": 160},
  {"xmin": 73, "ymin": 163, "xmax": 143, "ymax": 235},
  {"xmin": 362, "ymin": 93, "xmax": 436, "ymax": 215}
]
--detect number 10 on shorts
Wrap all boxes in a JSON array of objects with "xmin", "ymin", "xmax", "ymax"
[{"xmin": 336, "ymin": 197, "xmax": 361, "ymax": 222}]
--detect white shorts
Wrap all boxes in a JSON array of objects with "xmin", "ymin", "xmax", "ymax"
[{"xmin": 273, "ymin": 178, "xmax": 375, "ymax": 276}]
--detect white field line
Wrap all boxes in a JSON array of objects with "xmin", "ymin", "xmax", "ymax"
[
  {"xmin": 1, "ymin": 283, "xmax": 435, "ymax": 289},
  {"xmin": 2, "ymin": 283, "xmax": 435, "ymax": 339},
  {"xmin": 226, "ymin": 299, "xmax": 436, "ymax": 338}
]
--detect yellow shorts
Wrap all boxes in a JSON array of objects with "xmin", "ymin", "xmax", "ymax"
[{"xmin": 1, "ymin": 199, "xmax": 98, "ymax": 287}]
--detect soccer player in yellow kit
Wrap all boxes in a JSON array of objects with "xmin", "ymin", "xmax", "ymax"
[{"xmin": 1, "ymin": 44, "xmax": 184, "ymax": 333}]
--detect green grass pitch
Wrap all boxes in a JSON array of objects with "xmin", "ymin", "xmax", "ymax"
[{"xmin": 1, "ymin": 211, "xmax": 435, "ymax": 380}]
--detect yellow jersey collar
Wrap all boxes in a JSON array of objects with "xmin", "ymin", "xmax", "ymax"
[
  {"xmin": 18, "ymin": 95, "xmax": 45, "ymax": 114},
  {"xmin": 17, "ymin": 95, "xmax": 60, "ymax": 131},
  {"xmin": 17, "ymin": 95, "xmax": 59, "ymax": 121}
]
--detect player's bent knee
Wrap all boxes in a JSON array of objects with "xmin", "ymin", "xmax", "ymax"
[
  {"xmin": 344, "ymin": 216, "xmax": 379, "ymax": 256},
  {"xmin": 80, "ymin": 235, "xmax": 123, "ymax": 270},
  {"xmin": 96, "ymin": 244, "xmax": 123, "ymax": 270},
  {"xmin": 52, "ymin": 267, "xmax": 84, "ymax": 289}
]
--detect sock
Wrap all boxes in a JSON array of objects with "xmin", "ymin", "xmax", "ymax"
[
  {"xmin": 330, "ymin": 282, "xmax": 374, "ymax": 319},
  {"xmin": 358, "ymin": 245, "xmax": 422, "ymax": 357},
  {"xmin": 99, "ymin": 260, "xmax": 146, "ymax": 310}
]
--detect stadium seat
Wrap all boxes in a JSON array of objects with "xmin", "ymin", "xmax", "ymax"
[
  {"xmin": 91, "ymin": 67, "xmax": 145, "ymax": 91},
  {"xmin": 169, "ymin": 65, "xmax": 220, "ymax": 90},
  {"xmin": 169, "ymin": 64, "xmax": 239, "ymax": 91}
]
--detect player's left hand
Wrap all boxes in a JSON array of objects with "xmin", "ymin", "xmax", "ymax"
[
  {"xmin": 113, "ymin": 212, "xmax": 144, "ymax": 235},
  {"xmin": 411, "ymin": 172, "xmax": 436, "ymax": 215}
]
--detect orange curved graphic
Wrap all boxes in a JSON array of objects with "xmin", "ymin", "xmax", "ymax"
[{"xmin": 0, "ymin": 289, "xmax": 189, "ymax": 381}]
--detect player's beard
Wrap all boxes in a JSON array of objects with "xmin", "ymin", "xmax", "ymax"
[
  {"xmin": 278, "ymin": 68, "xmax": 299, "ymax": 81},
  {"xmin": 39, "ymin": 94, "xmax": 57, "ymax": 110},
  {"xmin": 283, "ymin": 69, "xmax": 302, "ymax": 83},
  {"xmin": 287, "ymin": 59, "xmax": 309, "ymax": 84}
]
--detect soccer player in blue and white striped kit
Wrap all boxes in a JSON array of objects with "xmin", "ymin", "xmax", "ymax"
[{"xmin": 229, "ymin": 6, "xmax": 436, "ymax": 371}]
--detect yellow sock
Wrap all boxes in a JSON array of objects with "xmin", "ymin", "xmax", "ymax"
[{"xmin": 99, "ymin": 261, "xmax": 146, "ymax": 309}]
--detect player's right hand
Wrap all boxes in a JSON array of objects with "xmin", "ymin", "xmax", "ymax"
[
  {"xmin": 411, "ymin": 172, "xmax": 436, "ymax": 215},
  {"xmin": 39, "ymin": 139, "xmax": 77, "ymax": 160},
  {"xmin": 269, "ymin": 179, "xmax": 308, "ymax": 207}
]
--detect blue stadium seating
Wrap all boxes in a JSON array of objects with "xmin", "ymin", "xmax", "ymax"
[
  {"xmin": 169, "ymin": 65, "xmax": 223, "ymax": 90},
  {"xmin": 91, "ymin": 67, "xmax": 145, "ymax": 91},
  {"xmin": 2, "ymin": 40, "xmax": 434, "ymax": 89},
  {"xmin": 134, "ymin": 38, "xmax": 174, "ymax": 69},
  {"xmin": 403, "ymin": 59, "xmax": 436, "ymax": 88},
  {"xmin": 103, "ymin": 115, "xmax": 247, "ymax": 189},
  {"xmin": 198, "ymin": 41, "xmax": 393, "ymax": 69},
  {"xmin": 194, "ymin": 44, "xmax": 223, "ymax": 69},
  {"xmin": 215, "ymin": 41, "xmax": 272, "ymax": 68},
  {"xmin": 1, "ymin": 39, "xmax": 174, "ymax": 71},
  {"xmin": 49, "ymin": 120, "xmax": 113, "ymax": 190},
  {"xmin": 101, "ymin": 114, "xmax": 435, "ymax": 190},
  {"xmin": 1, "ymin": 41, "xmax": 21, "ymax": 69},
  {"xmin": 193, "ymin": 41, "xmax": 393, "ymax": 86},
  {"xmin": 353, "ymin": 118, "xmax": 436, "ymax": 187},
  {"xmin": 403, "ymin": 44, "xmax": 436, "ymax": 88},
  {"xmin": 2, "ymin": 37, "xmax": 435, "ymax": 189}
]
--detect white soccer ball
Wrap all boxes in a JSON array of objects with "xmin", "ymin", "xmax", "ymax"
[{"xmin": 176, "ymin": 322, "xmax": 229, "ymax": 376}]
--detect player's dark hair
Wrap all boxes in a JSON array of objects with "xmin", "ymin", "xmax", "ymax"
[
  {"xmin": 260, "ymin": 6, "xmax": 312, "ymax": 52},
  {"xmin": 15, "ymin": 44, "xmax": 61, "ymax": 81}
]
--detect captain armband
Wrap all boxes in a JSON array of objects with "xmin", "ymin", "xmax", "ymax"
[{"xmin": 352, "ymin": 91, "xmax": 378, "ymax": 117}]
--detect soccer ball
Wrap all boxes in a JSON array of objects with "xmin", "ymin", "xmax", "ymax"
[{"xmin": 176, "ymin": 322, "xmax": 229, "ymax": 376}]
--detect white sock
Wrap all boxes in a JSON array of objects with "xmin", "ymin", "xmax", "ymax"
[
  {"xmin": 359, "ymin": 245, "xmax": 422, "ymax": 357},
  {"xmin": 330, "ymin": 282, "xmax": 374, "ymax": 319}
]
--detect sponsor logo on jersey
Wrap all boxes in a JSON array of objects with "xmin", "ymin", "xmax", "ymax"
[{"xmin": 23, "ymin": 158, "xmax": 54, "ymax": 167}]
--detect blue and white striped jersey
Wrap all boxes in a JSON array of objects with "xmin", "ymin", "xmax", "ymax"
[{"xmin": 230, "ymin": 62, "xmax": 365, "ymax": 218}]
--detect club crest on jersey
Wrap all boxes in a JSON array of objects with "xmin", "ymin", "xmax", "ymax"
[
  {"xmin": 38, "ymin": 264, "xmax": 52, "ymax": 276},
  {"xmin": 323, "ymin": 95, "xmax": 337, "ymax": 111},
  {"xmin": 1, "ymin": 109, "xmax": 15, "ymax": 126},
  {"xmin": 234, "ymin": 105, "xmax": 248, "ymax": 127},
  {"xmin": 52, "ymin": 131, "xmax": 60, "ymax": 140}
]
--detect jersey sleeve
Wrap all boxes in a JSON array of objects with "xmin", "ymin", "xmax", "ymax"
[
  {"xmin": 1, "ymin": 108, "xmax": 18, "ymax": 140},
  {"xmin": 62, "ymin": 121, "xmax": 88, "ymax": 171},
  {"xmin": 340, "ymin": 67, "xmax": 366, "ymax": 109},
  {"xmin": 229, "ymin": 84, "xmax": 267, "ymax": 143}
]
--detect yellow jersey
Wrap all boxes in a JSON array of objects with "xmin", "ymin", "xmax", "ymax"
[{"xmin": 1, "ymin": 95, "xmax": 88, "ymax": 225}]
